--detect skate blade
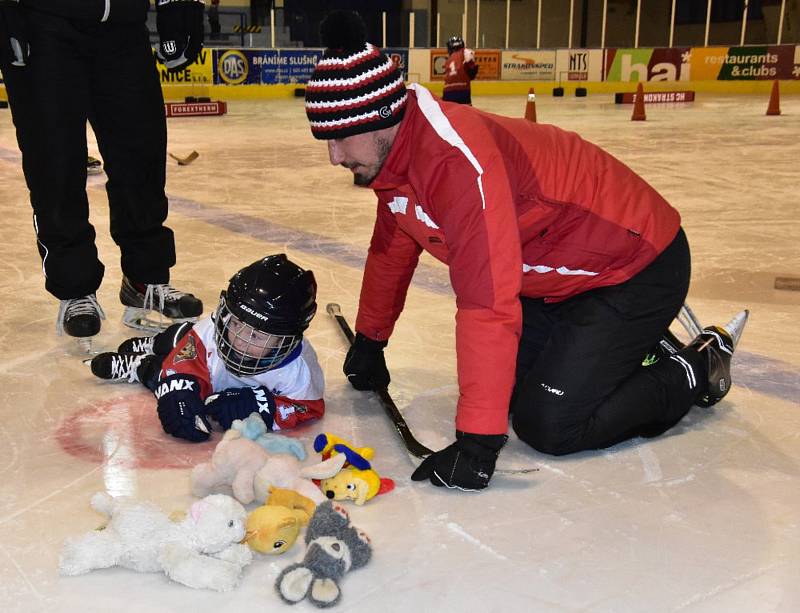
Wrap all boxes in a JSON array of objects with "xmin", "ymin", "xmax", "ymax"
[
  {"xmin": 723, "ymin": 309, "xmax": 749, "ymax": 349},
  {"xmin": 677, "ymin": 303, "xmax": 703, "ymax": 338},
  {"xmin": 76, "ymin": 337, "xmax": 102, "ymax": 355},
  {"xmin": 122, "ymin": 306, "xmax": 197, "ymax": 334}
]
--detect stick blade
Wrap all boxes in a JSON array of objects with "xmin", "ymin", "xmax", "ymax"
[{"xmin": 169, "ymin": 150, "xmax": 199, "ymax": 166}]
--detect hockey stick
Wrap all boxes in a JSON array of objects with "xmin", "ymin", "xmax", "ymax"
[
  {"xmin": 327, "ymin": 303, "xmax": 433, "ymax": 459},
  {"xmin": 169, "ymin": 150, "xmax": 199, "ymax": 166},
  {"xmin": 327, "ymin": 303, "xmax": 538, "ymax": 475}
]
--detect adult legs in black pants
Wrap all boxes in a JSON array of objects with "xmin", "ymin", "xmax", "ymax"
[{"xmin": 511, "ymin": 228, "xmax": 706, "ymax": 455}]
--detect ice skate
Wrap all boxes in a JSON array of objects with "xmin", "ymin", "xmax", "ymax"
[
  {"xmin": 57, "ymin": 294, "xmax": 106, "ymax": 353},
  {"xmin": 117, "ymin": 335, "xmax": 155, "ymax": 355},
  {"xmin": 688, "ymin": 309, "xmax": 749, "ymax": 407},
  {"xmin": 90, "ymin": 352, "xmax": 145, "ymax": 383},
  {"xmin": 120, "ymin": 276, "xmax": 203, "ymax": 333},
  {"xmin": 86, "ymin": 156, "xmax": 103, "ymax": 175}
]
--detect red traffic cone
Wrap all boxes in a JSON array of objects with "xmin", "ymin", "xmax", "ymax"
[
  {"xmin": 766, "ymin": 80, "xmax": 781, "ymax": 116},
  {"xmin": 524, "ymin": 88, "xmax": 537, "ymax": 122},
  {"xmin": 631, "ymin": 82, "xmax": 646, "ymax": 121}
]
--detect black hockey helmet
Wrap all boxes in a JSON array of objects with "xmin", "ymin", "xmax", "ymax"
[
  {"xmin": 447, "ymin": 35, "xmax": 465, "ymax": 54},
  {"xmin": 214, "ymin": 254, "xmax": 317, "ymax": 376}
]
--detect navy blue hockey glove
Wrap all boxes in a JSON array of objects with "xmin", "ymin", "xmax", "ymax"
[
  {"xmin": 154, "ymin": 374, "xmax": 212, "ymax": 442},
  {"xmin": 204, "ymin": 385, "xmax": 275, "ymax": 431},
  {"xmin": 343, "ymin": 332, "xmax": 390, "ymax": 391},
  {"xmin": 411, "ymin": 432, "xmax": 508, "ymax": 491},
  {"xmin": 155, "ymin": 0, "xmax": 204, "ymax": 72},
  {"xmin": 0, "ymin": 1, "xmax": 29, "ymax": 67}
]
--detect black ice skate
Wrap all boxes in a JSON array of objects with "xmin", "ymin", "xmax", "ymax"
[
  {"xmin": 90, "ymin": 352, "xmax": 145, "ymax": 383},
  {"xmin": 119, "ymin": 276, "xmax": 203, "ymax": 333},
  {"xmin": 688, "ymin": 310, "xmax": 749, "ymax": 407},
  {"xmin": 57, "ymin": 295, "xmax": 106, "ymax": 353},
  {"xmin": 87, "ymin": 156, "xmax": 103, "ymax": 175},
  {"xmin": 117, "ymin": 335, "xmax": 155, "ymax": 355}
]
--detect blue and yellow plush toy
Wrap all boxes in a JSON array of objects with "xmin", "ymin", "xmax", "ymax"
[{"xmin": 312, "ymin": 433, "xmax": 394, "ymax": 505}]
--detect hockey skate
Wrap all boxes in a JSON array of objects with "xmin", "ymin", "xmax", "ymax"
[
  {"xmin": 119, "ymin": 276, "xmax": 203, "ymax": 334},
  {"xmin": 686, "ymin": 309, "xmax": 749, "ymax": 407},
  {"xmin": 86, "ymin": 156, "xmax": 103, "ymax": 175},
  {"xmin": 56, "ymin": 294, "xmax": 106, "ymax": 353},
  {"xmin": 90, "ymin": 352, "xmax": 145, "ymax": 383},
  {"xmin": 117, "ymin": 335, "xmax": 155, "ymax": 355}
]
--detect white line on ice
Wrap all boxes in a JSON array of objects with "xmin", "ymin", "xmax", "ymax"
[{"xmin": 446, "ymin": 522, "xmax": 508, "ymax": 561}]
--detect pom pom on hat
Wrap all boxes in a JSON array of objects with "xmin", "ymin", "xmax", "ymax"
[
  {"xmin": 305, "ymin": 11, "xmax": 407, "ymax": 140},
  {"xmin": 320, "ymin": 10, "xmax": 367, "ymax": 55}
]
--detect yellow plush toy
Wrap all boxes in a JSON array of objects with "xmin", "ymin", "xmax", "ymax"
[
  {"xmin": 244, "ymin": 487, "xmax": 317, "ymax": 554},
  {"xmin": 313, "ymin": 433, "xmax": 395, "ymax": 506}
]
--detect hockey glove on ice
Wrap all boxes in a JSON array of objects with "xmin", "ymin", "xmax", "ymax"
[
  {"xmin": 411, "ymin": 432, "xmax": 508, "ymax": 491},
  {"xmin": 204, "ymin": 385, "xmax": 275, "ymax": 431},
  {"xmin": 343, "ymin": 332, "xmax": 390, "ymax": 391},
  {"xmin": 0, "ymin": 0, "xmax": 29, "ymax": 67},
  {"xmin": 155, "ymin": 0, "xmax": 204, "ymax": 72},
  {"xmin": 154, "ymin": 374, "xmax": 212, "ymax": 442}
]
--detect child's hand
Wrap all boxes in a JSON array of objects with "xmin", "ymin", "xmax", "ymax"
[
  {"xmin": 204, "ymin": 386, "xmax": 275, "ymax": 430},
  {"xmin": 155, "ymin": 374, "xmax": 211, "ymax": 442}
]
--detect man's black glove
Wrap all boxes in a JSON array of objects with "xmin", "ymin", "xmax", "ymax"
[
  {"xmin": 155, "ymin": 0, "xmax": 204, "ymax": 72},
  {"xmin": 154, "ymin": 374, "xmax": 212, "ymax": 442},
  {"xmin": 343, "ymin": 332, "xmax": 390, "ymax": 391},
  {"xmin": 411, "ymin": 432, "xmax": 508, "ymax": 491},
  {"xmin": 204, "ymin": 385, "xmax": 275, "ymax": 431},
  {"xmin": 0, "ymin": 1, "xmax": 29, "ymax": 67}
]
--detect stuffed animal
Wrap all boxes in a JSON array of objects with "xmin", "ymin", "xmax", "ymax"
[
  {"xmin": 60, "ymin": 492, "xmax": 252, "ymax": 592},
  {"xmin": 244, "ymin": 487, "xmax": 317, "ymax": 555},
  {"xmin": 232, "ymin": 413, "xmax": 306, "ymax": 460},
  {"xmin": 275, "ymin": 501, "xmax": 371, "ymax": 608},
  {"xmin": 313, "ymin": 433, "xmax": 395, "ymax": 505},
  {"xmin": 192, "ymin": 429, "xmax": 346, "ymax": 505}
]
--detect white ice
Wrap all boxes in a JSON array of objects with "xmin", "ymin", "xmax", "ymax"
[{"xmin": 0, "ymin": 91, "xmax": 798, "ymax": 613}]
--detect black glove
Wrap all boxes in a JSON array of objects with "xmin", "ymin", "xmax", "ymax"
[
  {"xmin": 204, "ymin": 385, "xmax": 275, "ymax": 431},
  {"xmin": 343, "ymin": 332, "xmax": 390, "ymax": 391},
  {"xmin": 155, "ymin": 0, "xmax": 204, "ymax": 72},
  {"xmin": 411, "ymin": 432, "xmax": 508, "ymax": 491},
  {"xmin": 154, "ymin": 374, "xmax": 212, "ymax": 442},
  {"xmin": 0, "ymin": 0, "xmax": 29, "ymax": 67}
]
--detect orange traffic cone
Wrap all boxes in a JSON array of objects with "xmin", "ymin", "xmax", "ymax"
[
  {"xmin": 524, "ymin": 88, "xmax": 537, "ymax": 122},
  {"xmin": 766, "ymin": 80, "xmax": 781, "ymax": 116},
  {"xmin": 631, "ymin": 82, "xmax": 646, "ymax": 121}
]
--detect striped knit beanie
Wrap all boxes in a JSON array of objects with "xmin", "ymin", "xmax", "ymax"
[{"xmin": 305, "ymin": 11, "xmax": 407, "ymax": 140}]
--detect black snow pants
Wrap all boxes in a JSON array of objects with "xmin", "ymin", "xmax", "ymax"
[
  {"xmin": 511, "ymin": 227, "xmax": 700, "ymax": 455},
  {"xmin": 1, "ymin": 7, "xmax": 175, "ymax": 300}
]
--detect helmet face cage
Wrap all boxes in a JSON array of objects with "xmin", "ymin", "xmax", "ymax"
[
  {"xmin": 213, "ymin": 295, "xmax": 302, "ymax": 376},
  {"xmin": 447, "ymin": 36, "xmax": 465, "ymax": 54}
]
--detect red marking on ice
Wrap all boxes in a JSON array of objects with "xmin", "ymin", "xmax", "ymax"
[{"xmin": 56, "ymin": 395, "xmax": 214, "ymax": 469}]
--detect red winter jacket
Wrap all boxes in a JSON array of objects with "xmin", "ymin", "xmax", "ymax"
[{"xmin": 356, "ymin": 84, "xmax": 680, "ymax": 435}]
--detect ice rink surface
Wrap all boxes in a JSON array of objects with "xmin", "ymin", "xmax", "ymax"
[{"xmin": 0, "ymin": 89, "xmax": 798, "ymax": 613}]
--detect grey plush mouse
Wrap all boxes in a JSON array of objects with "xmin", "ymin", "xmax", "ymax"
[{"xmin": 275, "ymin": 501, "xmax": 372, "ymax": 608}]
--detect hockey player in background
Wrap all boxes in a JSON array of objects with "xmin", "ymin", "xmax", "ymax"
[
  {"xmin": 442, "ymin": 35, "xmax": 478, "ymax": 105},
  {"xmin": 0, "ymin": 0, "xmax": 205, "ymax": 345},
  {"xmin": 89, "ymin": 255, "xmax": 326, "ymax": 443},
  {"xmin": 304, "ymin": 11, "xmax": 748, "ymax": 492}
]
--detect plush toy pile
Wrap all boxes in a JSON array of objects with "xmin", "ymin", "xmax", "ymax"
[{"xmin": 61, "ymin": 416, "xmax": 380, "ymax": 604}]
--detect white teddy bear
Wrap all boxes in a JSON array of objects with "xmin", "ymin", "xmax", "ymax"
[{"xmin": 60, "ymin": 492, "xmax": 253, "ymax": 592}]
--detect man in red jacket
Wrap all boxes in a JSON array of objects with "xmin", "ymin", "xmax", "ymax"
[{"xmin": 305, "ymin": 11, "xmax": 746, "ymax": 492}]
